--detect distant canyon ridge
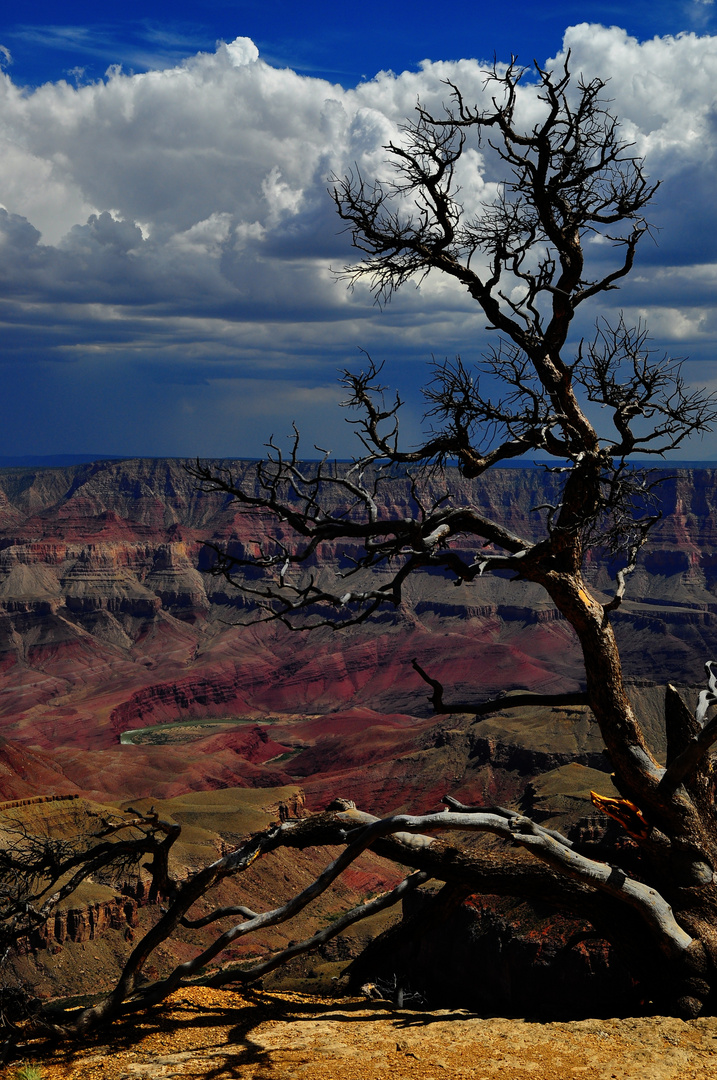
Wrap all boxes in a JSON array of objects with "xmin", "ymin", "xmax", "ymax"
[{"xmin": 0, "ymin": 457, "xmax": 715, "ymax": 812}]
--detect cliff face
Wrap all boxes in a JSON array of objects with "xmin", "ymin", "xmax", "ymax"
[
  {"xmin": 0, "ymin": 458, "xmax": 713, "ymax": 809},
  {"xmin": 23, "ymin": 895, "xmax": 141, "ymax": 954}
]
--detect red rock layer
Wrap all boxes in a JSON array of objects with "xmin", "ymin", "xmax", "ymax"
[{"xmin": 0, "ymin": 459, "xmax": 712, "ymax": 806}]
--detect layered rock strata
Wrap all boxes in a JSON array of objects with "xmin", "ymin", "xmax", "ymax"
[{"xmin": 0, "ymin": 458, "xmax": 711, "ymax": 809}]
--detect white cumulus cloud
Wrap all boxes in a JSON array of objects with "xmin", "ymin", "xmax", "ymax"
[{"xmin": 1, "ymin": 29, "xmax": 717, "ymax": 456}]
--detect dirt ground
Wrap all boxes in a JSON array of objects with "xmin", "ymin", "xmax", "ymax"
[{"xmin": 9, "ymin": 987, "xmax": 717, "ymax": 1080}]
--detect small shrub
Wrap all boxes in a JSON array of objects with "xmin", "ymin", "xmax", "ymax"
[{"xmin": 14, "ymin": 1064, "xmax": 43, "ymax": 1080}]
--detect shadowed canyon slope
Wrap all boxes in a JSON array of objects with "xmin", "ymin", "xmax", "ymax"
[{"xmin": 0, "ymin": 457, "xmax": 715, "ymax": 812}]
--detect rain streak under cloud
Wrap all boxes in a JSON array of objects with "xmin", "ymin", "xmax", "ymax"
[{"xmin": 2, "ymin": 23, "xmax": 717, "ymax": 458}]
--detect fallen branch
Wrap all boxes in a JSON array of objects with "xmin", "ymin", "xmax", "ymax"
[{"xmin": 48, "ymin": 801, "xmax": 691, "ymax": 1038}]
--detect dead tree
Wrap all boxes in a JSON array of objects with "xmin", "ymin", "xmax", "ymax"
[
  {"xmin": 185, "ymin": 58, "xmax": 717, "ymax": 1018},
  {"xmin": 11, "ymin": 59, "xmax": 717, "ymax": 1046}
]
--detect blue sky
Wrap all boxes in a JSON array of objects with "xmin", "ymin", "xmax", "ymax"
[
  {"xmin": 2, "ymin": 2, "xmax": 717, "ymax": 460},
  {"xmin": 5, "ymin": 2, "xmax": 715, "ymax": 89}
]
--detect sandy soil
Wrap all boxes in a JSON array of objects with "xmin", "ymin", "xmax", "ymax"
[{"xmin": 10, "ymin": 987, "xmax": 717, "ymax": 1080}]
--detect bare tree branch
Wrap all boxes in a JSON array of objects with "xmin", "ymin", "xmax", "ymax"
[
  {"xmin": 411, "ymin": 657, "xmax": 588, "ymax": 714},
  {"xmin": 164, "ymin": 871, "xmax": 430, "ymax": 996}
]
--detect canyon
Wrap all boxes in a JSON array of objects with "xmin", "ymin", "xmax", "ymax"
[
  {"xmin": 2, "ymin": 457, "xmax": 717, "ymax": 1010},
  {"xmin": 0, "ymin": 457, "xmax": 715, "ymax": 812},
  {"xmin": 0, "ymin": 457, "xmax": 714, "ymax": 812}
]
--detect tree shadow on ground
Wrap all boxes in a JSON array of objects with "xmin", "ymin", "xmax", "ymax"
[{"xmin": 21, "ymin": 989, "xmax": 490, "ymax": 1077}]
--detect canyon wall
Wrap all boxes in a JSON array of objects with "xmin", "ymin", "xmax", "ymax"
[{"xmin": 0, "ymin": 458, "xmax": 713, "ymax": 809}]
